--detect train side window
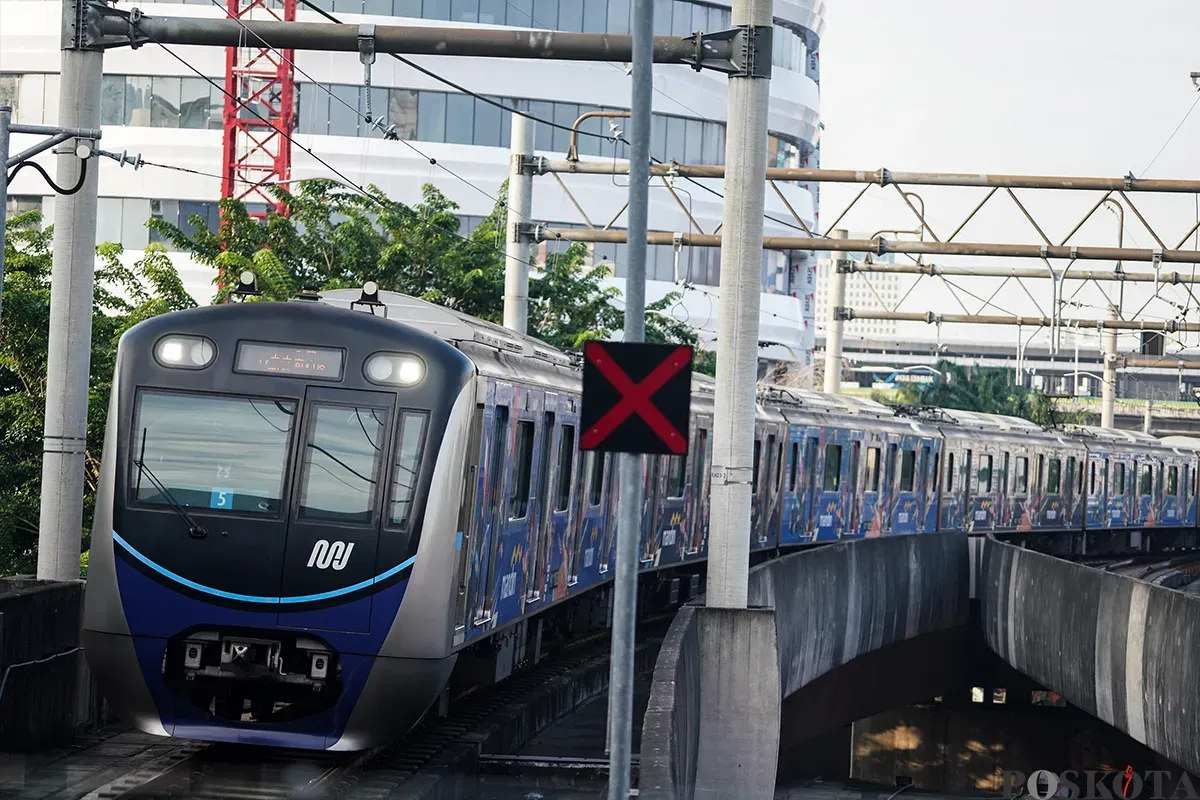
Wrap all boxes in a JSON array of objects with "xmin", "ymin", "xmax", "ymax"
[
  {"xmin": 823, "ymin": 444, "xmax": 842, "ymax": 491},
  {"xmin": 1182, "ymin": 465, "xmax": 1189, "ymax": 499},
  {"xmin": 788, "ymin": 441, "xmax": 800, "ymax": 491},
  {"xmin": 1114, "ymin": 462, "xmax": 1125, "ymax": 495},
  {"xmin": 849, "ymin": 441, "xmax": 861, "ymax": 494},
  {"xmin": 1168, "ymin": 466, "xmax": 1179, "ymax": 497},
  {"xmin": 554, "ymin": 424, "xmax": 576, "ymax": 512},
  {"xmin": 865, "ymin": 447, "xmax": 881, "ymax": 492},
  {"xmin": 946, "ymin": 452, "xmax": 956, "ymax": 492},
  {"xmin": 509, "ymin": 420, "xmax": 535, "ymax": 519},
  {"xmin": 1001, "ymin": 452, "xmax": 1010, "ymax": 493},
  {"xmin": 1036, "ymin": 455, "xmax": 1044, "ymax": 492},
  {"xmin": 932, "ymin": 451, "xmax": 941, "ymax": 492},
  {"xmin": 1047, "ymin": 459, "xmax": 1061, "ymax": 494},
  {"xmin": 765, "ymin": 434, "xmax": 777, "ymax": 489},
  {"xmin": 665, "ymin": 455, "xmax": 686, "ymax": 498},
  {"xmin": 388, "ymin": 411, "xmax": 428, "ymax": 527},
  {"xmin": 1075, "ymin": 457, "xmax": 1083, "ymax": 494},
  {"xmin": 922, "ymin": 445, "xmax": 931, "ymax": 488},
  {"xmin": 1141, "ymin": 463, "xmax": 1153, "ymax": 496},
  {"xmin": 1015, "ymin": 457, "xmax": 1029, "ymax": 494},
  {"xmin": 979, "ymin": 455, "xmax": 993, "ymax": 493},
  {"xmin": 965, "ymin": 450, "xmax": 973, "ymax": 493},
  {"xmin": 1089, "ymin": 461, "xmax": 1096, "ymax": 494},
  {"xmin": 587, "ymin": 452, "xmax": 605, "ymax": 506},
  {"xmin": 900, "ymin": 449, "xmax": 916, "ymax": 492},
  {"xmin": 752, "ymin": 439, "xmax": 762, "ymax": 492},
  {"xmin": 775, "ymin": 437, "xmax": 785, "ymax": 485}
]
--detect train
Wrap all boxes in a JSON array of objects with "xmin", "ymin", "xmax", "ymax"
[{"xmin": 83, "ymin": 283, "xmax": 1200, "ymax": 751}]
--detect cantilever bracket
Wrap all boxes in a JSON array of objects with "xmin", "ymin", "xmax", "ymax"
[
  {"xmin": 682, "ymin": 25, "xmax": 773, "ymax": 78},
  {"xmin": 834, "ymin": 307, "xmax": 854, "ymax": 321},
  {"xmin": 72, "ymin": 0, "xmax": 147, "ymax": 50}
]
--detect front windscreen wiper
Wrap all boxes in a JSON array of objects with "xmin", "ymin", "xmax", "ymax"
[{"xmin": 136, "ymin": 429, "xmax": 208, "ymax": 539}]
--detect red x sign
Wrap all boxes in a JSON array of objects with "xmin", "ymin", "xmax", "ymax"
[{"xmin": 579, "ymin": 341, "xmax": 693, "ymax": 455}]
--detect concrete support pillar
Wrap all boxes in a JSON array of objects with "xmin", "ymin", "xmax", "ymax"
[
  {"xmin": 1101, "ymin": 304, "xmax": 1118, "ymax": 430},
  {"xmin": 823, "ymin": 230, "xmax": 849, "ymax": 395},
  {"xmin": 1143, "ymin": 399, "xmax": 1153, "ymax": 434},
  {"xmin": 694, "ymin": 606, "xmax": 780, "ymax": 799}
]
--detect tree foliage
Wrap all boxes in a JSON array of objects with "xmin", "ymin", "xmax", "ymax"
[{"xmin": 893, "ymin": 359, "xmax": 1085, "ymax": 427}]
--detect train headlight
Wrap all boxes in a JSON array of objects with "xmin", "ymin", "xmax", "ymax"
[
  {"xmin": 155, "ymin": 335, "xmax": 216, "ymax": 369},
  {"xmin": 365, "ymin": 353, "xmax": 425, "ymax": 387}
]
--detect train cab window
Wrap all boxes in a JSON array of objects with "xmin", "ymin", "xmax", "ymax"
[
  {"xmin": 554, "ymin": 425, "xmax": 576, "ymax": 512},
  {"xmin": 823, "ymin": 444, "xmax": 842, "ymax": 491},
  {"xmin": 788, "ymin": 441, "xmax": 800, "ymax": 491},
  {"xmin": 298, "ymin": 404, "xmax": 387, "ymax": 524},
  {"xmin": 865, "ymin": 447, "xmax": 881, "ymax": 492},
  {"xmin": 1047, "ymin": 459, "xmax": 1061, "ymax": 494},
  {"xmin": 899, "ymin": 449, "xmax": 916, "ymax": 492},
  {"xmin": 131, "ymin": 391, "xmax": 295, "ymax": 516},
  {"xmin": 509, "ymin": 421, "xmax": 535, "ymax": 519},
  {"xmin": 388, "ymin": 411, "xmax": 428, "ymax": 527},
  {"xmin": 946, "ymin": 452, "xmax": 956, "ymax": 492},
  {"xmin": 1114, "ymin": 462, "xmax": 1126, "ymax": 495},
  {"xmin": 1168, "ymin": 466, "xmax": 1179, "ymax": 497},
  {"xmin": 978, "ymin": 455, "xmax": 993, "ymax": 493},
  {"xmin": 1140, "ymin": 463, "xmax": 1154, "ymax": 496},
  {"xmin": 752, "ymin": 439, "xmax": 762, "ymax": 492},
  {"xmin": 665, "ymin": 455, "xmax": 686, "ymax": 498},
  {"xmin": 1015, "ymin": 457, "xmax": 1029, "ymax": 494}
]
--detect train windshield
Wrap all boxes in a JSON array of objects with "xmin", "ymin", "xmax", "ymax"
[{"xmin": 131, "ymin": 391, "xmax": 296, "ymax": 515}]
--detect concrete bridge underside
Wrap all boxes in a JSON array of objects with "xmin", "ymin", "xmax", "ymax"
[{"xmin": 639, "ymin": 532, "xmax": 1200, "ymax": 798}]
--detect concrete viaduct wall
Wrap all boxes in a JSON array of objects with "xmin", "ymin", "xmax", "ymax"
[
  {"xmin": 980, "ymin": 536, "xmax": 1200, "ymax": 776},
  {"xmin": 640, "ymin": 533, "xmax": 971, "ymax": 799}
]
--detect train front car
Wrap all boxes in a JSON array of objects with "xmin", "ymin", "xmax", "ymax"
[{"xmin": 83, "ymin": 297, "xmax": 474, "ymax": 750}]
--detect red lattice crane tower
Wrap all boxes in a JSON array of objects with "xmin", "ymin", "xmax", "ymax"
[{"xmin": 220, "ymin": 0, "xmax": 297, "ymax": 219}]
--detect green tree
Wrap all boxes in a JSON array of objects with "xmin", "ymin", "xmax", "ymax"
[
  {"xmin": 1, "ymin": 211, "xmax": 196, "ymax": 575},
  {"xmin": 895, "ymin": 359, "xmax": 1084, "ymax": 427}
]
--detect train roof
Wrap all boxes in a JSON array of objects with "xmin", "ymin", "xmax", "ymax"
[{"xmin": 314, "ymin": 288, "xmax": 574, "ymax": 368}]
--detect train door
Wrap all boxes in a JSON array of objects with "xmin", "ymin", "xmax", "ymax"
[
  {"xmin": 802, "ymin": 433, "xmax": 820, "ymax": 541},
  {"xmin": 641, "ymin": 455, "xmax": 663, "ymax": 563},
  {"xmin": 686, "ymin": 424, "xmax": 711, "ymax": 554},
  {"xmin": 529, "ymin": 406, "xmax": 575, "ymax": 604},
  {"xmin": 277, "ymin": 386, "xmax": 396, "ymax": 633},
  {"xmin": 923, "ymin": 442, "xmax": 940, "ymax": 532}
]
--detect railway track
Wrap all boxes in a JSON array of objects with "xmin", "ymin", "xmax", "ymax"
[{"xmin": 21, "ymin": 615, "xmax": 666, "ymax": 800}]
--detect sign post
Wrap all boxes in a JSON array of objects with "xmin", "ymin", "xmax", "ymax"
[{"xmin": 581, "ymin": 339, "xmax": 692, "ymax": 798}]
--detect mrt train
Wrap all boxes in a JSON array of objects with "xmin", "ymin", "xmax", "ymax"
[{"xmin": 83, "ymin": 286, "xmax": 1200, "ymax": 750}]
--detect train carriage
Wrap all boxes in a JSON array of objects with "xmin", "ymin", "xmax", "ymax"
[{"xmin": 83, "ymin": 286, "xmax": 1200, "ymax": 752}]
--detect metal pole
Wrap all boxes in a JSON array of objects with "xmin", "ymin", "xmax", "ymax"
[
  {"xmin": 533, "ymin": 229, "xmax": 1200, "ymax": 264},
  {"xmin": 37, "ymin": 38, "xmax": 103, "ymax": 581},
  {"xmin": 539, "ymin": 160, "xmax": 1200, "ymax": 193},
  {"xmin": 607, "ymin": 0, "xmax": 652, "ymax": 794},
  {"xmin": 503, "ymin": 107, "xmax": 533, "ymax": 335},
  {"xmin": 0, "ymin": 106, "xmax": 11, "ymax": 329},
  {"xmin": 1102, "ymin": 304, "xmax": 1118, "ymax": 429},
  {"xmin": 823, "ymin": 237, "xmax": 848, "ymax": 394},
  {"xmin": 707, "ymin": 0, "xmax": 772, "ymax": 611},
  {"xmin": 99, "ymin": 14, "xmax": 699, "ymax": 63},
  {"xmin": 1074, "ymin": 333, "xmax": 1081, "ymax": 396}
]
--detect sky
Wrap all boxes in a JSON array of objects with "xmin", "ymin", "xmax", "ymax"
[{"xmin": 815, "ymin": 0, "xmax": 1200, "ymax": 353}]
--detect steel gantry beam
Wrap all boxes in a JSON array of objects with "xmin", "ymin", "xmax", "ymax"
[{"xmin": 525, "ymin": 227, "xmax": 1200, "ymax": 264}]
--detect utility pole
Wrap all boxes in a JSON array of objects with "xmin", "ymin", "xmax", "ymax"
[
  {"xmin": 707, "ymin": 0, "xmax": 772, "ymax": 610},
  {"xmin": 0, "ymin": 106, "xmax": 10, "ymax": 326},
  {"xmin": 37, "ymin": 3, "xmax": 103, "ymax": 581},
  {"xmin": 503, "ymin": 108, "xmax": 534, "ymax": 335},
  {"xmin": 607, "ymin": 0, "xmax": 652, "ymax": 796},
  {"xmin": 1102, "ymin": 304, "xmax": 1118, "ymax": 430},
  {"xmin": 823, "ymin": 230, "xmax": 849, "ymax": 394}
]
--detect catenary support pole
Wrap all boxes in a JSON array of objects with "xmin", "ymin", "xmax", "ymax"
[
  {"xmin": 1143, "ymin": 399, "xmax": 1152, "ymax": 434},
  {"xmin": 503, "ymin": 107, "xmax": 533, "ymax": 334},
  {"xmin": 607, "ymin": 0, "xmax": 652, "ymax": 795},
  {"xmin": 0, "ymin": 106, "xmax": 11, "ymax": 328},
  {"xmin": 37, "ymin": 38, "xmax": 103, "ymax": 581},
  {"xmin": 1101, "ymin": 304, "xmax": 1118, "ymax": 430},
  {"xmin": 707, "ymin": 0, "xmax": 772, "ymax": 611},
  {"xmin": 823, "ymin": 231, "xmax": 849, "ymax": 394}
]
